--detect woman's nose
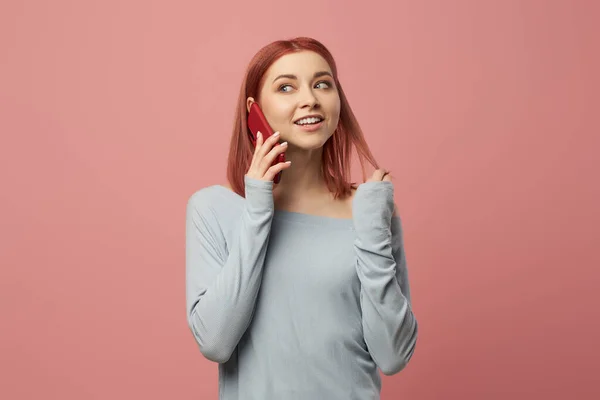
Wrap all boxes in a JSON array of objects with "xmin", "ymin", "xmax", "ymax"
[{"xmin": 298, "ymin": 88, "xmax": 319, "ymax": 108}]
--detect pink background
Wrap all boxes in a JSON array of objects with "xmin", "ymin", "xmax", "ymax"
[{"xmin": 1, "ymin": 1, "xmax": 598, "ymax": 399}]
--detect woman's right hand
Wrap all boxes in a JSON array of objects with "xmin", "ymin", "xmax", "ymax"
[{"xmin": 246, "ymin": 131, "xmax": 291, "ymax": 182}]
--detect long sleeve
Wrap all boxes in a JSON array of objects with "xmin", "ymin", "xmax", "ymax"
[
  {"xmin": 185, "ymin": 176, "xmax": 275, "ymax": 364},
  {"xmin": 352, "ymin": 181, "xmax": 418, "ymax": 376}
]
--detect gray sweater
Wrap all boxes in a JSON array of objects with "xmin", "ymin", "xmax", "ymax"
[{"xmin": 186, "ymin": 176, "xmax": 418, "ymax": 400}]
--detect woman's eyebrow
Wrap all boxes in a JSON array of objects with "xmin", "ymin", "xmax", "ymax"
[{"xmin": 272, "ymin": 71, "xmax": 333, "ymax": 83}]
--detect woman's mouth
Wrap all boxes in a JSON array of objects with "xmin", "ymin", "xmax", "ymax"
[{"xmin": 294, "ymin": 116, "xmax": 324, "ymax": 132}]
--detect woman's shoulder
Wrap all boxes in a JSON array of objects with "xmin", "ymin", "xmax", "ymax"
[
  {"xmin": 187, "ymin": 182, "xmax": 240, "ymax": 214},
  {"xmin": 186, "ymin": 183, "xmax": 245, "ymax": 236}
]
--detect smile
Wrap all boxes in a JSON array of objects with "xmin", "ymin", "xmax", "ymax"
[
  {"xmin": 294, "ymin": 119, "xmax": 324, "ymax": 132},
  {"xmin": 294, "ymin": 116, "xmax": 324, "ymax": 125}
]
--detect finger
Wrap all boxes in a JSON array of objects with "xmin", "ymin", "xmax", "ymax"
[
  {"xmin": 269, "ymin": 131, "xmax": 281, "ymax": 143},
  {"xmin": 252, "ymin": 131, "xmax": 263, "ymax": 161},
  {"xmin": 264, "ymin": 160, "xmax": 292, "ymax": 181},
  {"xmin": 257, "ymin": 131, "xmax": 265, "ymax": 148},
  {"xmin": 260, "ymin": 141, "xmax": 288, "ymax": 173},
  {"xmin": 371, "ymin": 169, "xmax": 386, "ymax": 181},
  {"xmin": 256, "ymin": 131, "xmax": 280, "ymax": 160}
]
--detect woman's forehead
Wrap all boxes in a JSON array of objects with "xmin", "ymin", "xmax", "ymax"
[{"xmin": 265, "ymin": 51, "xmax": 332, "ymax": 80}]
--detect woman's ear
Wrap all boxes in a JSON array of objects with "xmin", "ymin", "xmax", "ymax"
[{"xmin": 246, "ymin": 97, "xmax": 255, "ymax": 113}]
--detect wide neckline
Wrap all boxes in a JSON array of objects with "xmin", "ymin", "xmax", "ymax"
[
  {"xmin": 214, "ymin": 184, "xmax": 355, "ymax": 228},
  {"xmin": 273, "ymin": 209, "xmax": 355, "ymax": 228}
]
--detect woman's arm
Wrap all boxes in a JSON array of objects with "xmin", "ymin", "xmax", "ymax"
[
  {"xmin": 186, "ymin": 176, "xmax": 274, "ymax": 364},
  {"xmin": 352, "ymin": 181, "xmax": 418, "ymax": 375}
]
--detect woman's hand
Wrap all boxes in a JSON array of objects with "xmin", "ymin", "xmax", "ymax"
[
  {"xmin": 246, "ymin": 131, "xmax": 291, "ymax": 182},
  {"xmin": 362, "ymin": 168, "xmax": 398, "ymax": 217},
  {"xmin": 366, "ymin": 168, "xmax": 392, "ymax": 183}
]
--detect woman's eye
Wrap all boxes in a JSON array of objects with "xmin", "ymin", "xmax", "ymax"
[{"xmin": 279, "ymin": 81, "xmax": 331, "ymax": 92}]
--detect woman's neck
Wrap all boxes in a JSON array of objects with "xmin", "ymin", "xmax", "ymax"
[{"xmin": 273, "ymin": 146, "xmax": 330, "ymax": 202}]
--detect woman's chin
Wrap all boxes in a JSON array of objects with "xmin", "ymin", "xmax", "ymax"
[
  {"xmin": 283, "ymin": 127, "xmax": 333, "ymax": 149},
  {"xmin": 286, "ymin": 134, "xmax": 332, "ymax": 151}
]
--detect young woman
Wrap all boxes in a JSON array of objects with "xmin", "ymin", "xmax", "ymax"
[{"xmin": 186, "ymin": 37, "xmax": 418, "ymax": 400}]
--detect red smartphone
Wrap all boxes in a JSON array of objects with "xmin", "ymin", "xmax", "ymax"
[{"xmin": 247, "ymin": 102, "xmax": 285, "ymax": 184}]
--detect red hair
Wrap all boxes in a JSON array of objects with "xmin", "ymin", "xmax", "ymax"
[{"xmin": 226, "ymin": 37, "xmax": 380, "ymax": 199}]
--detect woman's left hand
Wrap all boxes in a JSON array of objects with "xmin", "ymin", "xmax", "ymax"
[
  {"xmin": 361, "ymin": 168, "xmax": 398, "ymax": 217},
  {"xmin": 366, "ymin": 168, "xmax": 392, "ymax": 183}
]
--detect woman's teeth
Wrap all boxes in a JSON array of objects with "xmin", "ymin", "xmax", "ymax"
[{"xmin": 295, "ymin": 117, "xmax": 323, "ymax": 125}]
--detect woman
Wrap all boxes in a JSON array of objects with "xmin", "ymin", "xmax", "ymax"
[{"xmin": 186, "ymin": 37, "xmax": 417, "ymax": 400}]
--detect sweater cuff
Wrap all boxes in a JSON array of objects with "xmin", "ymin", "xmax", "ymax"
[
  {"xmin": 244, "ymin": 175, "xmax": 274, "ymax": 212},
  {"xmin": 352, "ymin": 181, "xmax": 395, "ymax": 237}
]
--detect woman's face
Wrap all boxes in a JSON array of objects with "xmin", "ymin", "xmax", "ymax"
[{"xmin": 248, "ymin": 51, "xmax": 341, "ymax": 150}]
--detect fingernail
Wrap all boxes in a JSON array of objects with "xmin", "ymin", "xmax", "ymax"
[
  {"xmin": 274, "ymin": 131, "xmax": 280, "ymax": 137},
  {"xmin": 281, "ymin": 141, "xmax": 288, "ymax": 146},
  {"xmin": 257, "ymin": 131, "xmax": 262, "ymax": 139}
]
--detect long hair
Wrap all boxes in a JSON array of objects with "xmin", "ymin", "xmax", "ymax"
[{"xmin": 226, "ymin": 37, "xmax": 379, "ymax": 199}]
